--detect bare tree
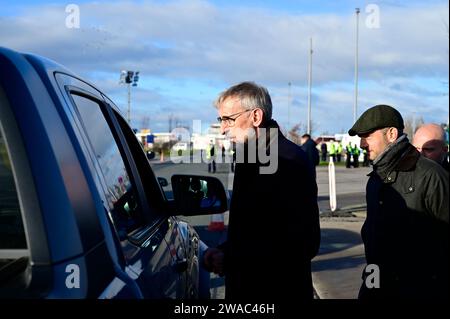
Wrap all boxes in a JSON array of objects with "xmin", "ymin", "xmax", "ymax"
[
  {"xmin": 444, "ymin": 19, "xmax": 449, "ymax": 96},
  {"xmin": 288, "ymin": 123, "xmax": 305, "ymax": 144},
  {"xmin": 154, "ymin": 140, "xmax": 177, "ymax": 156},
  {"xmin": 404, "ymin": 115, "xmax": 424, "ymax": 137},
  {"xmin": 287, "ymin": 120, "xmax": 320, "ymax": 144},
  {"xmin": 309, "ymin": 120, "xmax": 318, "ymax": 137}
]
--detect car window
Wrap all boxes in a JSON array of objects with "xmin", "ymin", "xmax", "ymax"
[
  {"xmin": 112, "ymin": 109, "xmax": 167, "ymax": 211},
  {"xmin": 70, "ymin": 93, "xmax": 145, "ymax": 238},
  {"xmin": 0, "ymin": 122, "xmax": 29, "ymax": 292},
  {"xmin": 100, "ymin": 94, "xmax": 168, "ymax": 212},
  {"xmin": 0, "ymin": 127, "xmax": 26, "ymax": 250}
]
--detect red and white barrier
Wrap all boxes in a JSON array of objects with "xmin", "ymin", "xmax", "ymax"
[{"xmin": 207, "ymin": 213, "xmax": 225, "ymax": 231}]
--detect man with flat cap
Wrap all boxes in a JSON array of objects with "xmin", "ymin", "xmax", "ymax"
[{"xmin": 349, "ymin": 104, "xmax": 448, "ymax": 299}]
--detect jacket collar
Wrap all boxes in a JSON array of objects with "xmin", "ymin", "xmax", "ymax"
[
  {"xmin": 370, "ymin": 136, "xmax": 419, "ymax": 183},
  {"xmin": 396, "ymin": 145, "xmax": 420, "ymax": 171}
]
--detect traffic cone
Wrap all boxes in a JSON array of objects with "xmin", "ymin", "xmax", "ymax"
[{"xmin": 207, "ymin": 213, "xmax": 225, "ymax": 231}]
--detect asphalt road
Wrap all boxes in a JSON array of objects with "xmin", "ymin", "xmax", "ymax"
[
  {"xmin": 312, "ymin": 217, "xmax": 366, "ymax": 299},
  {"xmin": 151, "ymin": 160, "xmax": 371, "ymax": 212}
]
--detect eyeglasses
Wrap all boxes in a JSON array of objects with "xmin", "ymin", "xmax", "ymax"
[{"xmin": 217, "ymin": 109, "xmax": 252, "ymax": 127}]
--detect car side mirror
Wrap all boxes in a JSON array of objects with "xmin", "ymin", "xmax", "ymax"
[
  {"xmin": 171, "ymin": 174, "xmax": 228, "ymax": 216},
  {"xmin": 157, "ymin": 177, "xmax": 169, "ymax": 187}
]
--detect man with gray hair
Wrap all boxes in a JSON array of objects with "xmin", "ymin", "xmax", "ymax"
[
  {"xmin": 413, "ymin": 123, "xmax": 449, "ymax": 172},
  {"xmin": 203, "ymin": 81, "xmax": 320, "ymax": 300}
]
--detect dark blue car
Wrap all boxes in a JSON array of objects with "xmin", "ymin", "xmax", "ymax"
[{"xmin": 0, "ymin": 47, "xmax": 227, "ymax": 298}]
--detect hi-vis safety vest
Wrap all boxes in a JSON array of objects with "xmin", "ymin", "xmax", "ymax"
[
  {"xmin": 346, "ymin": 144, "xmax": 353, "ymax": 155},
  {"xmin": 329, "ymin": 142, "xmax": 336, "ymax": 155},
  {"xmin": 206, "ymin": 146, "xmax": 214, "ymax": 160}
]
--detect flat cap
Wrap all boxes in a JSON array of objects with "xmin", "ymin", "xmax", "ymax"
[{"xmin": 348, "ymin": 104, "xmax": 404, "ymax": 136}]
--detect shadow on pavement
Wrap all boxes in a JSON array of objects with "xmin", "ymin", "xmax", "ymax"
[
  {"xmin": 317, "ymin": 228, "xmax": 362, "ymax": 255},
  {"xmin": 210, "ymin": 276, "xmax": 225, "ymax": 288},
  {"xmin": 312, "ymin": 228, "xmax": 366, "ymax": 276},
  {"xmin": 312, "ymin": 254, "xmax": 366, "ymax": 272}
]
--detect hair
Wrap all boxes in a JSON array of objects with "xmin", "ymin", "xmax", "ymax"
[
  {"xmin": 214, "ymin": 81, "xmax": 273, "ymax": 122},
  {"xmin": 381, "ymin": 127, "xmax": 404, "ymax": 147},
  {"xmin": 381, "ymin": 127, "xmax": 403, "ymax": 137},
  {"xmin": 301, "ymin": 134, "xmax": 311, "ymax": 139}
]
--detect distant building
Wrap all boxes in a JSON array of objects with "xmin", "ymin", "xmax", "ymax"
[
  {"xmin": 314, "ymin": 135, "xmax": 336, "ymax": 145},
  {"xmin": 192, "ymin": 133, "xmax": 213, "ymax": 150},
  {"xmin": 153, "ymin": 132, "xmax": 176, "ymax": 144},
  {"xmin": 135, "ymin": 129, "xmax": 178, "ymax": 149},
  {"xmin": 140, "ymin": 123, "xmax": 232, "ymax": 152},
  {"xmin": 191, "ymin": 123, "xmax": 229, "ymax": 150},
  {"xmin": 135, "ymin": 129, "xmax": 155, "ymax": 147}
]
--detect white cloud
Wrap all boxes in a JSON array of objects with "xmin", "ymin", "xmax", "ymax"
[{"xmin": 0, "ymin": 0, "xmax": 448, "ymax": 133}]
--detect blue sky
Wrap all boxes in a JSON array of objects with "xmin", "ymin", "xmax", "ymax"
[{"xmin": 0, "ymin": 0, "xmax": 448, "ymax": 135}]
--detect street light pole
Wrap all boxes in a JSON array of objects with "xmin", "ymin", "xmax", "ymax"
[
  {"xmin": 119, "ymin": 70, "xmax": 140, "ymax": 125},
  {"xmin": 307, "ymin": 37, "xmax": 313, "ymax": 135},
  {"xmin": 287, "ymin": 81, "xmax": 291, "ymax": 132},
  {"xmin": 127, "ymin": 82, "xmax": 131, "ymax": 123},
  {"xmin": 354, "ymin": 8, "xmax": 360, "ymax": 123}
]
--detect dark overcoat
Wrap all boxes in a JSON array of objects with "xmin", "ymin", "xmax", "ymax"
[{"xmin": 220, "ymin": 120, "xmax": 321, "ymax": 300}]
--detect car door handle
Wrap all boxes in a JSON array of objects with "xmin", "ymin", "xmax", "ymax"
[{"xmin": 174, "ymin": 259, "xmax": 188, "ymax": 273}]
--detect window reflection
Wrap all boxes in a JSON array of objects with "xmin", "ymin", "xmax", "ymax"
[
  {"xmin": 71, "ymin": 94, "xmax": 144, "ymax": 236},
  {"xmin": 0, "ymin": 128, "xmax": 26, "ymax": 249}
]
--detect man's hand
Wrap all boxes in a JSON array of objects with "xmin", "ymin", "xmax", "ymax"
[{"xmin": 203, "ymin": 248, "xmax": 225, "ymax": 276}]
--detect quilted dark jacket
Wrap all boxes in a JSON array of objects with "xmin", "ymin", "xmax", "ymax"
[{"xmin": 359, "ymin": 136, "xmax": 449, "ymax": 299}]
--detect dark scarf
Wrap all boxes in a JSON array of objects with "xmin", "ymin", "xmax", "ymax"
[{"xmin": 372, "ymin": 134, "xmax": 411, "ymax": 180}]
